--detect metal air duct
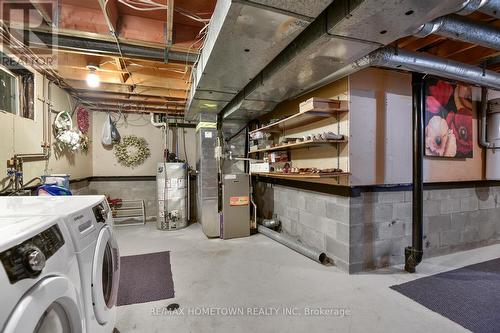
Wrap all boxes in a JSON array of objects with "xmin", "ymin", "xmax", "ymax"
[
  {"xmin": 185, "ymin": 0, "xmax": 334, "ymax": 120},
  {"xmin": 415, "ymin": 14, "xmax": 500, "ymax": 50},
  {"xmin": 458, "ymin": 0, "xmax": 500, "ymax": 19},
  {"xmin": 313, "ymin": 46, "xmax": 500, "ymax": 91},
  {"xmin": 221, "ymin": 0, "xmax": 467, "ymax": 120}
]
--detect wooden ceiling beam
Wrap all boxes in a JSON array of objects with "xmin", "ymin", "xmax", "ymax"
[
  {"xmin": 396, "ymin": 36, "xmax": 418, "ymax": 48},
  {"xmin": 75, "ymin": 90, "xmax": 186, "ymax": 101},
  {"xmin": 86, "ymin": 107, "xmax": 184, "ymax": 115},
  {"xmin": 403, "ymin": 35, "xmax": 447, "ymax": 52},
  {"xmin": 81, "ymin": 95, "xmax": 185, "ymax": 106},
  {"xmin": 84, "ymin": 101, "xmax": 184, "ymax": 110},
  {"xmin": 67, "ymin": 80, "xmax": 188, "ymax": 99},
  {"xmin": 114, "ymin": 58, "xmax": 130, "ymax": 83},
  {"xmin": 58, "ymin": 68, "xmax": 189, "ymax": 90},
  {"xmin": 55, "ymin": 52, "xmax": 190, "ymax": 80},
  {"xmin": 450, "ymin": 46, "xmax": 500, "ymax": 65},
  {"xmin": 425, "ymin": 40, "xmax": 477, "ymax": 58}
]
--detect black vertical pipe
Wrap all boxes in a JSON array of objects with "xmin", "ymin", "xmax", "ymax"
[{"xmin": 405, "ymin": 72, "xmax": 425, "ymax": 273}]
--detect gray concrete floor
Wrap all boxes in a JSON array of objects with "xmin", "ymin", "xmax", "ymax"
[{"xmin": 115, "ymin": 222, "xmax": 500, "ymax": 333}]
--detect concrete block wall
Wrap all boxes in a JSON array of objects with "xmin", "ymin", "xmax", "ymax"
[
  {"xmin": 350, "ymin": 186, "xmax": 500, "ymax": 273},
  {"xmin": 256, "ymin": 181, "xmax": 500, "ymax": 273},
  {"xmin": 254, "ymin": 183, "xmax": 350, "ymax": 271},
  {"xmin": 69, "ymin": 179, "xmax": 91, "ymax": 195},
  {"xmin": 349, "ymin": 191, "xmax": 412, "ymax": 273},
  {"xmin": 88, "ymin": 180, "xmax": 157, "ymax": 219}
]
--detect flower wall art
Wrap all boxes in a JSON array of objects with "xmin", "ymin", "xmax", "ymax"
[{"xmin": 425, "ymin": 77, "xmax": 473, "ymax": 158}]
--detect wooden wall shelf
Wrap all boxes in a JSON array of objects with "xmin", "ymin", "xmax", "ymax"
[
  {"xmin": 249, "ymin": 138, "xmax": 347, "ymax": 154},
  {"xmin": 249, "ymin": 101, "xmax": 348, "ymax": 135},
  {"xmin": 253, "ymin": 172, "xmax": 350, "ymax": 179}
]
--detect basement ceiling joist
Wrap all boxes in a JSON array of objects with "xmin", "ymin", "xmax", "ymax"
[
  {"xmin": 81, "ymin": 95, "xmax": 185, "ymax": 105},
  {"xmin": 85, "ymin": 101, "xmax": 184, "ymax": 111},
  {"xmin": 24, "ymin": 30, "xmax": 198, "ymax": 63},
  {"xmin": 0, "ymin": 0, "xmax": 216, "ymax": 114},
  {"xmin": 75, "ymin": 91, "xmax": 186, "ymax": 102},
  {"xmin": 65, "ymin": 80, "xmax": 188, "ymax": 99},
  {"xmin": 86, "ymin": 106, "xmax": 184, "ymax": 115}
]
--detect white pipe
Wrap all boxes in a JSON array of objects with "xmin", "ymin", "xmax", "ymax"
[{"xmin": 150, "ymin": 112, "xmax": 167, "ymax": 128}]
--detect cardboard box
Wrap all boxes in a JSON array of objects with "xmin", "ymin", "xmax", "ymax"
[{"xmin": 299, "ymin": 97, "xmax": 341, "ymax": 112}]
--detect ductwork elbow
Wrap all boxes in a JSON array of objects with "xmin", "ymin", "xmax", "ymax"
[{"xmin": 414, "ymin": 18, "xmax": 444, "ymax": 38}]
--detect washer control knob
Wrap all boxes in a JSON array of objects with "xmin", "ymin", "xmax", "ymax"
[{"xmin": 25, "ymin": 247, "xmax": 46, "ymax": 272}]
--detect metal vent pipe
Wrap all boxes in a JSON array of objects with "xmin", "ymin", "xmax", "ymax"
[
  {"xmin": 415, "ymin": 14, "xmax": 500, "ymax": 51},
  {"xmin": 314, "ymin": 46, "xmax": 500, "ymax": 91},
  {"xmin": 458, "ymin": 0, "xmax": 500, "ymax": 19}
]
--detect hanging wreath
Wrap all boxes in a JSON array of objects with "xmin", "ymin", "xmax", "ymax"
[
  {"xmin": 76, "ymin": 106, "xmax": 90, "ymax": 133},
  {"xmin": 114, "ymin": 135, "xmax": 151, "ymax": 167}
]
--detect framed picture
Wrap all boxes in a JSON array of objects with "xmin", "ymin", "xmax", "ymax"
[{"xmin": 424, "ymin": 77, "xmax": 473, "ymax": 158}]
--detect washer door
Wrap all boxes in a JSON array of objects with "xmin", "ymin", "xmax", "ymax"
[
  {"xmin": 91, "ymin": 225, "xmax": 120, "ymax": 325},
  {"xmin": 3, "ymin": 276, "xmax": 84, "ymax": 333}
]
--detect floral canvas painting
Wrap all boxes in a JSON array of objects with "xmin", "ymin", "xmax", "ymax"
[{"xmin": 425, "ymin": 78, "xmax": 473, "ymax": 158}]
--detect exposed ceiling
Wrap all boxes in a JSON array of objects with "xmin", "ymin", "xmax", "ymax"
[
  {"xmin": 396, "ymin": 12, "xmax": 500, "ymax": 73},
  {"xmin": 1, "ymin": 0, "xmax": 499, "ymax": 119},
  {"xmin": 0, "ymin": 0, "xmax": 216, "ymax": 116}
]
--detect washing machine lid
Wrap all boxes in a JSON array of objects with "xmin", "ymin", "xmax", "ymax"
[
  {"xmin": 92, "ymin": 225, "xmax": 120, "ymax": 325},
  {"xmin": 2, "ymin": 276, "xmax": 84, "ymax": 333},
  {"xmin": 0, "ymin": 196, "xmax": 107, "ymax": 217}
]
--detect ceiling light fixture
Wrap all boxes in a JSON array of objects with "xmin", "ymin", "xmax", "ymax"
[{"xmin": 86, "ymin": 64, "xmax": 100, "ymax": 88}]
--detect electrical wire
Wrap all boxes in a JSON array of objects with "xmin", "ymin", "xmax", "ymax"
[
  {"xmin": 118, "ymin": 0, "xmax": 211, "ymax": 22},
  {"xmin": 0, "ymin": 22, "xmax": 99, "ymax": 110}
]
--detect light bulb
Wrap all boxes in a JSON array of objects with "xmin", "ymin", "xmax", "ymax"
[{"xmin": 86, "ymin": 70, "xmax": 100, "ymax": 88}]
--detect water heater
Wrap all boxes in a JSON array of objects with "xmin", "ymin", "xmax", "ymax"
[
  {"xmin": 486, "ymin": 99, "xmax": 500, "ymax": 180},
  {"xmin": 157, "ymin": 162, "xmax": 188, "ymax": 230}
]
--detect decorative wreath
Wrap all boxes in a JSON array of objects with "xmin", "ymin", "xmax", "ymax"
[
  {"xmin": 76, "ymin": 106, "xmax": 90, "ymax": 134},
  {"xmin": 114, "ymin": 135, "xmax": 151, "ymax": 168}
]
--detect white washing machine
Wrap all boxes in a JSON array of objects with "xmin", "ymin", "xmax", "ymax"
[
  {"xmin": 0, "ymin": 215, "xmax": 85, "ymax": 333},
  {"xmin": 0, "ymin": 196, "xmax": 120, "ymax": 333}
]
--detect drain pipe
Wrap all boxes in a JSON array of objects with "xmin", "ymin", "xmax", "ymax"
[
  {"xmin": 415, "ymin": 14, "xmax": 500, "ymax": 51},
  {"xmin": 480, "ymin": 88, "xmax": 498, "ymax": 148},
  {"xmin": 150, "ymin": 112, "xmax": 167, "ymax": 128},
  {"xmin": 405, "ymin": 73, "xmax": 425, "ymax": 273},
  {"xmin": 257, "ymin": 225, "xmax": 330, "ymax": 265},
  {"xmin": 151, "ymin": 112, "xmax": 169, "ymax": 161}
]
